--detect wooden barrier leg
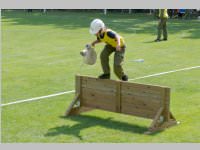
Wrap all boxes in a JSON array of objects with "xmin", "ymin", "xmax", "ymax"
[
  {"xmin": 144, "ymin": 107, "xmax": 163, "ymax": 134},
  {"xmin": 158, "ymin": 111, "xmax": 178, "ymax": 129},
  {"xmin": 65, "ymin": 94, "xmax": 93, "ymax": 116},
  {"xmin": 145, "ymin": 109, "xmax": 178, "ymax": 134},
  {"xmin": 65, "ymin": 94, "xmax": 80, "ymax": 116},
  {"xmin": 169, "ymin": 112, "xmax": 176, "ymax": 120},
  {"xmin": 66, "ymin": 106, "xmax": 93, "ymax": 116}
]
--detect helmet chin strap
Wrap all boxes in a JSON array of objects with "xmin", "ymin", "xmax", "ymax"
[
  {"xmin": 99, "ymin": 27, "xmax": 106, "ymax": 34},
  {"xmin": 99, "ymin": 29, "xmax": 103, "ymax": 33}
]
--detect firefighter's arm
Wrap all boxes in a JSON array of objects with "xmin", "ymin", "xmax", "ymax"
[
  {"xmin": 116, "ymin": 35, "xmax": 121, "ymax": 51},
  {"xmin": 91, "ymin": 39, "xmax": 101, "ymax": 47}
]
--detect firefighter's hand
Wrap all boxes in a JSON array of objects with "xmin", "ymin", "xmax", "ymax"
[
  {"xmin": 90, "ymin": 43, "xmax": 95, "ymax": 48},
  {"xmin": 116, "ymin": 45, "xmax": 121, "ymax": 51}
]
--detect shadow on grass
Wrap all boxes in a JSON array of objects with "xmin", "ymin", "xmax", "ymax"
[
  {"xmin": 143, "ymin": 40, "xmax": 157, "ymax": 43},
  {"xmin": 45, "ymin": 114, "xmax": 162, "ymax": 140},
  {"xmin": 143, "ymin": 39, "xmax": 170, "ymax": 43}
]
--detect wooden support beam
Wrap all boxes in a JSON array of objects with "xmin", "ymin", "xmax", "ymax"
[
  {"xmin": 65, "ymin": 94, "xmax": 80, "ymax": 116},
  {"xmin": 67, "ymin": 106, "xmax": 94, "ymax": 116},
  {"xmin": 116, "ymin": 81, "xmax": 121, "ymax": 113},
  {"xmin": 148, "ymin": 107, "xmax": 164, "ymax": 131},
  {"xmin": 163, "ymin": 88, "xmax": 170, "ymax": 121}
]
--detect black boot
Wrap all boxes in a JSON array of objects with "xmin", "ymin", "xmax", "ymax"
[
  {"xmin": 155, "ymin": 39, "xmax": 161, "ymax": 42},
  {"xmin": 122, "ymin": 74, "xmax": 128, "ymax": 81},
  {"xmin": 98, "ymin": 73, "xmax": 110, "ymax": 79},
  {"xmin": 163, "ymin": 38, "xmax": 168, "ymax": 41}
]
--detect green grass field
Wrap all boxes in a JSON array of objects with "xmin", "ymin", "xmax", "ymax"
[{"xmin": 1, "ymin": 10, "xmax": 200, "ymax": 143}]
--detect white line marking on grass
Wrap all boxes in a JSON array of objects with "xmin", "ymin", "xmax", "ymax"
[
  {"xmin": 129, "ymin": 65, "xmax": 200, "ymax": 81},
  {"xmin": 1, "ymin": 65, "xmax": 200, "ymax": 107},
  {"xmin": 1, "ymin": 90, "xmax": 75, "ymax": 107}
]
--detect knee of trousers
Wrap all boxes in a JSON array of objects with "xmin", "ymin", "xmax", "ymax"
[
  {"xmin": 100, "ymin": 52, "xmax": 108, "ymax": 61},
  {"xmin": 113, "ymin": 64, "xmax": 123, "ymax": 76}
]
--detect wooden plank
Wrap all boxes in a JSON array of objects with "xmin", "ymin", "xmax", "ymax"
[
  {"xmin": 149, "ymin": 107, "xmax": 164, "ymax": 129},
  {"xmin": 121, "ymin": 95, "xmax": 161, "ymax": 112},
  {"xmin": 75, "ymin": 75, "xmax": 82, "ymax": 106},
  {"xmin": 162, "ymin": 88, "xmax": 170, "ymax": 121},
  {"xmin": 116, "ymin": 81, "xmax": 121, "ymax": 112},
  {"xmin": 121, "ymin": 105, "xmax": 156, "ymax": 119},
  {"xmin": 65, "ymin": 94, "xmax": 80, "ymax": 116},
  {"xmin": 81, "ymin": 75, "xmax": 116, "ymax": 87},
  {"xmin": 82, "ymin": 86, "xmax": 115, "ymax": 96},
  {"xmin": 148, "ymin": 120, "xmax": 178, "ymax": 133},
  {"xmin": 158, "ymin": 120, "xmax": 178, "ymax": 129},
  {"xmin": 122, "ymin": 93, "xmax": 162, "ymax": 104},
  {"xmin": 81, "ymin": 87, "xmax": 116, "ymax": 100},
  {"xmin": 121, "ymin": 82, "xmax": 166, "ymax": 100},
  {"xmin": 67, "ymin": 106, "xmax": 93, "ymax": 115},
  {"xmin": 122, "ymin": 103, "xmax": 157, "ymax": 118},
  {"xmin": 82, "ymin": 84, "xmax": 115, "ymax": 93},
  {"xmin": 80, "ymin": 75, "xmax": 116, "ymax": 83},
  {"xmin": 82, "ymin": 98, "xmax": 115, "ymax": 106},
  {"xmin": 81, "ymin": 87, "xmax": 116, "ymax": 112},
  {"xmin": 121, "ymin": 89, "xmax": 163, "ymax": 100},
  {"xmin": 82, "ymin": 99, "xmax": 116, "ymax": 112},
  {"xmin": 121, "ymin": 82, "xmax": 164, "ymax": 119},
  {"xmin": 81, "ymin": 76, "xmax": 116, "ymax": 92},
  {"xmin": 75, "ymin": 75, "xmax": 81, "ymax": 95},
  {"xmin": 121, "ymin": 81, "xmax": 169, "ymax": 92},
  {"xmin": 121, "ymin": 91, "xmax": 163, "ymax": 101}
]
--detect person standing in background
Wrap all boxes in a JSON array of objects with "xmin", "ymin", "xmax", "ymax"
[{"xmin": 155, "ymin": 9, "xmax": 169, "ymax": 42}]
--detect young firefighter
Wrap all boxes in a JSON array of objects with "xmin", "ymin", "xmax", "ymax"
[{"xmin": 89, "ymin": 19, "xmax": 128, "ymax": 81}]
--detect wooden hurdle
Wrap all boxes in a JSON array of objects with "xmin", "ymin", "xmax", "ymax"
[{"xmin": 65, "ymin": 75, "xmax": 178, "ymax": 133}]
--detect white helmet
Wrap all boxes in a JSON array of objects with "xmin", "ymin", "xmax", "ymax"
[{"xmin": 89, "ymin": 19, "xmax": 105, "ymax": 35}]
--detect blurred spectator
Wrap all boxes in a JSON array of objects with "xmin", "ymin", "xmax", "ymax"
[
  {"xmin": 27, "ymin": 9, "xmax": 32, "ymax": 13},
  {"xmin": 178, "ymin": 9, "xmax": 186, "ymax": 18}
]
